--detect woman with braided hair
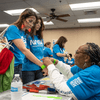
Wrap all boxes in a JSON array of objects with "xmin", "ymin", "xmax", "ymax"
[{"xmin": 42, "ymin": 42, "xmax": 100, "ymax": 100}]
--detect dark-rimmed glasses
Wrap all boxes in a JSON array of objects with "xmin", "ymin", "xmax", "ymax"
[{"xmin": 26, "ymin": 17, "xmax": 36, "ymax": 27}]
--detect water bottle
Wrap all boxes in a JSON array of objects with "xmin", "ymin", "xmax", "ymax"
[{"xmin": 11, "ymin": 74, "xmax": 22, "ymax": 100}]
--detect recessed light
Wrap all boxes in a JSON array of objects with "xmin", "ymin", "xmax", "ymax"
[
  {"xmin": 69, "ymin": 1, "xmax": 100, "ymax": 10},
  {"xmin": 43, "ymin": 21, "xmax": 54, "ymax": 25},
  {"xmin": 42, "ymin": 17, "xmax": 47, "ymax": 19},
  {"xmin": 77, "ymin": 18, "xmax": 100, "ymax": 23},
  {"xmin": 0, "ymin": 24, "xmax": 9, "ymax": 28},
  {"xmin": 4, "ymin": 8, "xmax": 39, "ymax": 16}
]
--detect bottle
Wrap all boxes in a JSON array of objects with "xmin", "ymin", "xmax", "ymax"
[{"xmin": 11, "ymin": 74, "xmax": 22, "ymax": 100}]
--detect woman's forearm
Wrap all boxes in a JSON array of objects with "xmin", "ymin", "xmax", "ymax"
[
  {"xmin": 56, "ymin": 53, "xmax": 66, "ymax": 57},
  {"xmin": 47, "ymin": 64, "xmax": 77, "ymax": 100},
  {"xmin": 55, "ymin": 61, "xmax": 73, "ymax": 79},
  {"xmin": 13, "ymin": 39, "xmax": 43, "ymax": 67},
  {"xmin": 22, "ymin": 49, "xmax": 43, "ymax": 67}
]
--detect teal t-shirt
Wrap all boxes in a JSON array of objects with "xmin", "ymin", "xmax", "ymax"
[
  {"xmin": 44, "ymin": 47, "xmax": 53, "ymax": 57},
  {"xmin": 22, "ymin": 35, "xmax": 44, "ymax": 71},
  {"xmin": 66, "ymin": 58, "xmax": 75, "ymax": 65},
  {"xmin": 4, "ymin": 25, "xmax": 27, "ymax": 66},
  {"xmin": 67, "ymin": 65, "xmax": 100, "ymax": 100},
  {"xmin": 53, "ymin": 44, "xmax": 65, "ymax": 63}
]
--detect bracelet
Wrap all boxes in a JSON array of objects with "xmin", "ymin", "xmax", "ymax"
[
  {"xmin": 53, "ymin": 59, "xmax": 56, "ymax": 64},
  {"xmin": 41, "ymin": 64, "xmax": 46, "ymax": 70}
]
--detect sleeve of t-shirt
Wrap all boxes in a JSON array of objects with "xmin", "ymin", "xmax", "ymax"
[
  {"xmin": 4, "ymin": 25, "xmax": 21, "ymax": 41},
  {"xmin": 53, "ymin": 44, "xmax": 60, "ymax": 54},
  {"xmin": 71, "ymin": 65, "xmax": 82, "ymax": 75},
  {"xmin": 47, "ymin": 48, "xmax": 53, "ymax": 56},
  {"xmin": 67, "ymin": 70, "xmax": 96, "ymax": 100}
]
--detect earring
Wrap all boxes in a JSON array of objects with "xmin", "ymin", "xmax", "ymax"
[
  {"xmin": 28, "ymin": 28, "xmax": 31, "ymax": 32},
  {"xmin": 21, "ymin": 24, "xmax": 25, "ymax": 29}
]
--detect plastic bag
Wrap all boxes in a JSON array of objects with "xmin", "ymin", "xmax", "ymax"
[{"xmin": 0, "ymin": 26, "xmax": 12, "ymax": 52}]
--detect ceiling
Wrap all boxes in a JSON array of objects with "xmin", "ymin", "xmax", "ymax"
[{"xmin": 0, "ymin": 0, "xmax": 100, "ymax": 31}]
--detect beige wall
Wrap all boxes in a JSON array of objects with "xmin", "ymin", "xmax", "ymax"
[{"xmin": 43, "ymin": 27, "xmax": 100, "ymax": 57}]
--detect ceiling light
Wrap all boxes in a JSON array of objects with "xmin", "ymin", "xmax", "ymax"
[
  {"xmin": 77, "ymin": 18, "xmax": 100, "ymax": 23},
  {"xmin": 44, "ymin": 21, "xmax": 54, "ymax": 25},
  {"xmin": 69, "ymin": 1, "xmax": 100, "ymax": 10},
  {"xmin": 0, "ymin": 24, "xmax": 9, "ymax": 28},
  {"xmin": 42, "ymin": 17, "xmax": 47, "ymax": 19},
  {"xmin": 4, "ymin": 8, "xmax": 39, "ymax": 16}
]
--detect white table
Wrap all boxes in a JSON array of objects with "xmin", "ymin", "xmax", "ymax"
[{"xmin": 0, "ymin": 77, "xmax": 73, "ymax": 100}]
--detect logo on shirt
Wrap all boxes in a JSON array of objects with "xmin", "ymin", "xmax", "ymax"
[
  {"xmin": 70, "ymin": 77, "xmax": 83, "ymax": 88},
  {"xmin": 68, "ymin": 61, "xmax": 73, "ymax": 64},
  {"xmin": 60, "ymin": 48, "xmax": 64, "ymax": 53},
  {"xmin": 30, "ymin": 40, "xmax": 43, "ymax": 47},
  {"xmin": 21, "ymin": 36, "xmax": 26, "ymax": 44},
  {"xmin": 53, "ymin": 84, "xmax": 72, "ymax": 95}
]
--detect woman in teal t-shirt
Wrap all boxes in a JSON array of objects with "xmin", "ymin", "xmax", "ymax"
[
  {"xmin": 44, "ymin": 42, "xmax": 53, "ymax": 57},
  {"xmin": 53, "ymin": 36, "xmax": 68, "ymax": 63},
  {"xmin": 4, "ymin": 9, "xmax": 37, "ymax": 78},
  {"xmin": 22, "ymin": 16, "xmax": 45, "ymax": 84},
  {"xmin": 4, "ymin": 9, "xmax": 48, "ymax": 79},
  {"xmin": 42, "ymin": 42, "xmax": 100, "ymax": 100}
]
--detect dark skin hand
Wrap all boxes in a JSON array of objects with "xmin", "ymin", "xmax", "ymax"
[
  {"xmin": 42, "ymin": 67, "xmax": 48, "ymax": 76},
  {"xmin": 41, "ymin": 57, "xmax": 53, "ymax": 67},
  {"xmin": 41, "ymin": 57, "xmax": 59, "ymax": 76}
]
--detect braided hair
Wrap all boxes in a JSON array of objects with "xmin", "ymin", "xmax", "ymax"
[{"xmin": 85, "ymin": 43, "xmax": 100, "ymax": 66}]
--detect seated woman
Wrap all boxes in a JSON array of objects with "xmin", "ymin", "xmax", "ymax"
[
  {"xmin": 44, "ymin": 42, "xmax": 53, "ymax": 57},
  {"xmin": 66, "ymin": 53, "xmax": 75, "ymax": 67},
  {"xmin": 42, "ymin": 42, "xmax": 100, "ymax": 100}
]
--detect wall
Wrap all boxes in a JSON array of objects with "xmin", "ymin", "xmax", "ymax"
[{"xmin": 43, "ymin": 27, "xmax": 100, "ymax": 57}]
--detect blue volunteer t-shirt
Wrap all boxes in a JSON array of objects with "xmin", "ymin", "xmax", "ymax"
[
  {"xmin": 67, "ymin": 65, "xmax": 100, "ymax": 100},
  {"xmin": 71, "ymin": 65, "xmax": 82, "ymax": 75},
  {"xmin": 53, "ymin": 44, "xmax": 65, "ymax": 63},
  {"xmin": 22, "ymin": 35, "xmax": 44, "ymax": 71},
  {"xmin": 4, "ymin": 25, "xmax": 27, "ymax": 67},
  {"xmin": 66, "ymin": 58, "xmax": 75, "ymax": 65},
  {"xmin": 43, "ymin": 47, "xmax": 53, "ymax": 57}
]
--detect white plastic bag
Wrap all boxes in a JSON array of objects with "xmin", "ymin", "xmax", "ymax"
[{"xmin": 0, "ymin": 26, "xmax": 12, "ymax": 52}]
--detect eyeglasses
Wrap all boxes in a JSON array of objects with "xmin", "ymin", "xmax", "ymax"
[
  {"xmin": 26, "ymin": 20, "xmax": 35, "ymax": 26},
  {"xmin": 26, "ymin": 18, "xmax": 36, "ymax": 27}
]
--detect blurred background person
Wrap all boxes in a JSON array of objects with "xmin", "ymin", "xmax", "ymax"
[
  {"xmin": 66, "ymin": 53, "xmax": 75, "ymax": 67},
  {"xmin": 53, "ymin": 36, "xmax": 68, "ymax": 63},
  {"xmin": 44, "ymin": 42, "xmax": 53, "ymax": 57}
]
